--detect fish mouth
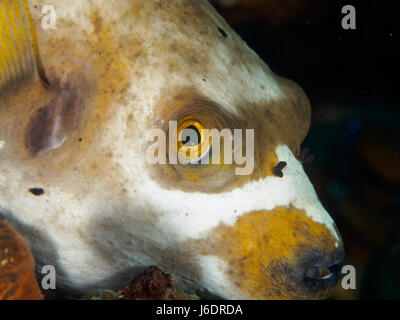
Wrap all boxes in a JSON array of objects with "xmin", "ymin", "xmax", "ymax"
[
  {"xmin": 194, "ymin": 257, "xmax": 345, "ymax": 300},
  {"xmin": 302, "ymin": 251, "xmax": 345, "ymax": 292}
]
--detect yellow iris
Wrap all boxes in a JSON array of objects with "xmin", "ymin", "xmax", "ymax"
[{"xmin": 175, "ymin": 118, "xmax": 212, "ymax": 163}]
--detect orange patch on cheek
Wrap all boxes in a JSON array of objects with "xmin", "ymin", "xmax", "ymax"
[
  {"xmin": 261, "ymin": 150, "xmax": 278, "ymax": 178},
  {"xmin": 198, "ymin": 206, "xmax": 337, "ymax": 299}
]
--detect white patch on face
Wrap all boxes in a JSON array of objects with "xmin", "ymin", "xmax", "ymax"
[
  {"xmin": 204, "ymin": 48, "xmax": 286, "ymax": 116},
  {"xmin": 139, "ymin": 144, "xmax": 339, "ymax": 245},
  {"xmin": 196, "ymin": 255, "xmax": 240, "ymax": 299}
]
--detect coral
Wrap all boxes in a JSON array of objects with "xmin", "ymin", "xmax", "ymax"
[
  {"xmin": 119, "ymin": 266, "xmax": 198, "ymax": 300},
  {"xmin": 0, "ymin": 219, "xmax": 43, "ymax": 300}
]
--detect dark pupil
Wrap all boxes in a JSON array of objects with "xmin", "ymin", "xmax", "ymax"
[{"xmin": 181, "ymin": 125, "xmax": 201, "ymax": 146}]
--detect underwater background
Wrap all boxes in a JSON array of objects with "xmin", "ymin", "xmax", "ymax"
[{"xmin": 212, "ymin": 0, "xmax": 399, "ymax": 299}]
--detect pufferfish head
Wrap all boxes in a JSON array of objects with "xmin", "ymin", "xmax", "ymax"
[{"xmin": 0, "ymin": 0, "xmax": 344, "ymax": 299}]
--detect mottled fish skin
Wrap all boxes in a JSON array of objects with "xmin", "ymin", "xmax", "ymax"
[{"xmin": 0, "ymin": 0, "xmax": 344, "ymax": 299}]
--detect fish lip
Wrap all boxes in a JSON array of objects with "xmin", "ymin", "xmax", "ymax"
[{"xmin": 301, "ymin": 250, "xmax": 345, "ymax": 292}]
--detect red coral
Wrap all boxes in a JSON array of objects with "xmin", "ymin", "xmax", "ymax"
[{"xmin": 120, "ymin": 266, "xmax": 176, "ymax": 300}]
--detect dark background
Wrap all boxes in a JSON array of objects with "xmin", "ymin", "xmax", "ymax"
[{"xmin": 212, "ymin": 0, "xmax": 399, "ymax": 299}]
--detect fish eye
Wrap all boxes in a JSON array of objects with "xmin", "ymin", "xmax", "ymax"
[
  {"xmin": 181, "ymin": 125, "xmax": 201, "ymax": 146},
  {"xmin": 175, "ymin": 119, "xmax": 212, "ymax": 163}
]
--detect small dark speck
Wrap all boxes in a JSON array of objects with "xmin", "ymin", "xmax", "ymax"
[
  {"xmin": 79, "ymin": 138, "xmax": 83, "ymax": 142},
  {"xmin": 202, "ymin": 79, "xmax": 206, "ymax": 82},
  {"xmin": 217, "ymin": 27, "xmax": 227, "ymax": 39},
  {"xmin": 273, "ymin": 161, "xmax": 287, "ymax": 178},
  {"xmin": 29, "ymin": 188, "xmax": 45, "ymax": 196}
]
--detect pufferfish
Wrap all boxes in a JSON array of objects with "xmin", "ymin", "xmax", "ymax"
[{"xmin": 0, "ymin": 0, "xmax": 345, "ymax": 299}]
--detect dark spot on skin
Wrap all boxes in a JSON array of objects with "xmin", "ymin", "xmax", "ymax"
[
  {"xmin": 273, "ymin": 161, "xmax": 287, "ymax": 178},
  {"xmin": 28, "ymin": 188, "xmax": 45, "ymax": 196},
  {"xmin": 217, "ymin": 26, "xmax": 227, "ymax": 39}
]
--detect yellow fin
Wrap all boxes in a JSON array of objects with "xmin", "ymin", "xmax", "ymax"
[{"xmin": 0, "ymin": 0, "xmax": 44, "ymax": 91}]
